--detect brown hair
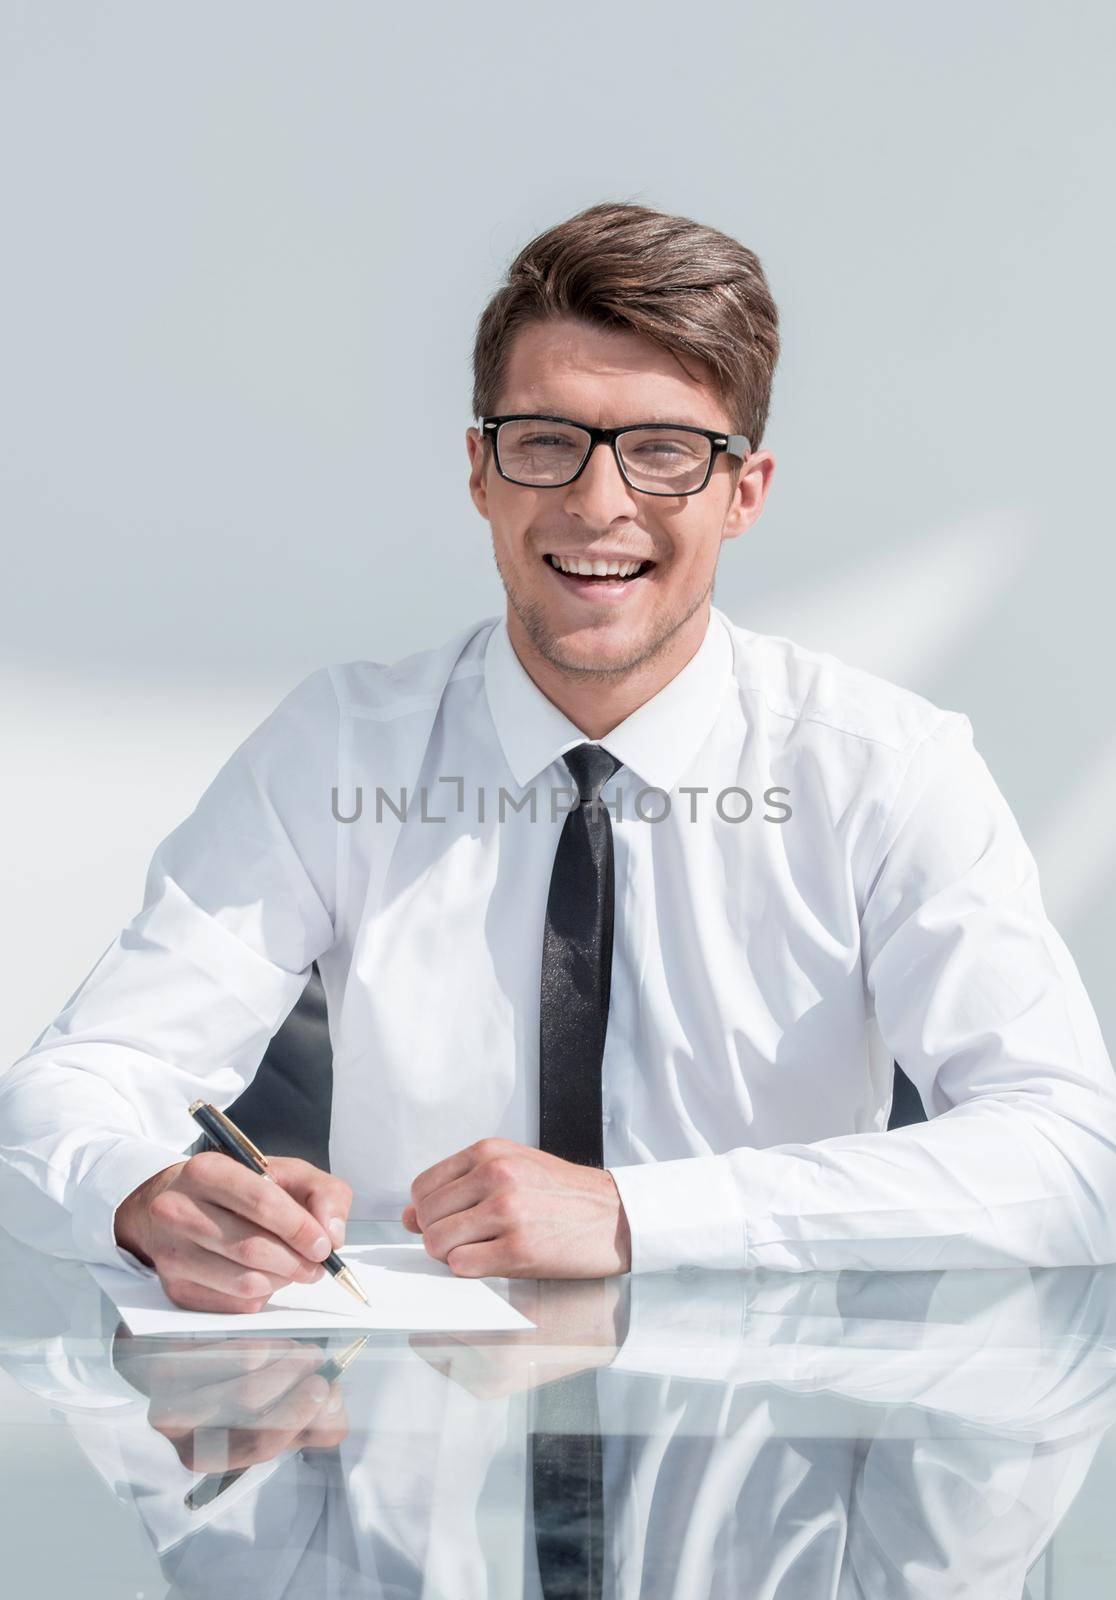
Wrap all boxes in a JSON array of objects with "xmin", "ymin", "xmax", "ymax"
[{"xmin": 472, "ymin": 200, "xmax": 780, "ymax": 456}]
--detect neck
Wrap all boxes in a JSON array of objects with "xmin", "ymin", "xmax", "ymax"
[{"xmin": 505, "ymin": 604, "xmax": 712, "ymax": 740}]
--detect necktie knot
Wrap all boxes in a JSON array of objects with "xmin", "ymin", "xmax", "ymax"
[{"xmin": 563, "ymin": 742, "xmax": 623, "ymax": 805}]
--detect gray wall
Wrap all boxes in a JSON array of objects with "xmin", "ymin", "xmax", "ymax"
[{"xmin": 3, "ymin": 2, "xmax": 1113, "ymax": 1070}]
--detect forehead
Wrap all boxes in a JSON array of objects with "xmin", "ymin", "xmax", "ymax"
[{"xmin": 498, "ymin": 316, "xmax": 730, "ymax": 430}]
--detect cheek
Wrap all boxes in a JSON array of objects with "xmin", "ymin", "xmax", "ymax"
[
  {"xmin": 657, "ymin": 522, "xmax": 716, "ymax": 578},
  {"xmin": 487, "ymin": 515, "xmax": 525, "ymax": 562},
  {"xmin": 677, "ymin": 524, "xmax": 724, "ymax": 572},
  {"xmin": 490, "ymin": 494, "xmax": 544, "ymax": 558}
]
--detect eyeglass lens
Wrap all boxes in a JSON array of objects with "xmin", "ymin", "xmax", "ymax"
[{"xmin": 496, "ymin": 419, "xmax": 712, "ymax": 493}]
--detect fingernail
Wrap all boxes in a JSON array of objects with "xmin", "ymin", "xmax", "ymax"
[
  {"xmin": 326, "ymin": 1389, "xmax": 343, "ymax": 1414},
  {"xmin": 307, "ymin": 1376, "xmax": 329, "ymax": 1404},
  {"xmin": 328, "ymin": 1216, "xmax": 346, "ymax": 1246},
  {"xmin": 313, "ymin": 1235, "xmax": 331, "ymax": 1259}
]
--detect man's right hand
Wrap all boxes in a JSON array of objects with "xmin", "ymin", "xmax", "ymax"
[
  {"xmin": 113, "ymin": 1151, "xmax": 353, "ymax": 1314},
  {"xmin": 113, "ymin": 1330, "xmax": 351, "ymax": 1472}
]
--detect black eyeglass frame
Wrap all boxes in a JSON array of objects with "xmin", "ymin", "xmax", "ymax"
[{"xmin": 479, "ymin": 413, "xmax": 752, "ymax": 497}]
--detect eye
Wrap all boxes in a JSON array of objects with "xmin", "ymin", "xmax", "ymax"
[
  {"xmin": 520, "ymin": 433, "xmax": 578, "ymax": 450},
  {"xmin": 632, "ymin": 441, "xmax": 689, "ymax": 458}
]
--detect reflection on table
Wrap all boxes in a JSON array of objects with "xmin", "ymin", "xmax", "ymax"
[{"xmin": 2, "ymin": 1223, "xmax": 1115, "ymax": 1598}]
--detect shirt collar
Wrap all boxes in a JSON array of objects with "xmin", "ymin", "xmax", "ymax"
[{"xmin": 483, "ymin": 605, "xmax": 736, "ymax": 792}]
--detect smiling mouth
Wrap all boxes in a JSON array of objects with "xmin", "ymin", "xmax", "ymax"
[{"xmin": 544, "ymin": 553, "xmax": 656, "ymax": 583}]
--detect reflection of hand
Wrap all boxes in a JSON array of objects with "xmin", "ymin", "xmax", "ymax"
[
  {"xmin": 402, "ymin": 1138, "xmax": 631, "ymax": 1278},
  {"xmin": 410, "ymin": 1277, "xmax": 623, "ymax": 1399},
  {"xmin": 114, "ymin": 1152, "xmax": 353, "ymax": 1313},
  {"xmin": 112, "ymin": 1330, "xmax": 349, "ymax": 1471}
]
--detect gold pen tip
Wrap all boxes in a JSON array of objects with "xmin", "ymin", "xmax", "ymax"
[{"xmin": 336, "ymin": 1265, "xmax": 370, "ymax": 1305}]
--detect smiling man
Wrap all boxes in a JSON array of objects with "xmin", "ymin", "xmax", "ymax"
[
  {"xmin": 473, "ymin": 315, "xmax": 766, "ymax": 698},
  {"xmin": 3, "ymin": 200, "xmax": 1115, "ymax": 1308}
]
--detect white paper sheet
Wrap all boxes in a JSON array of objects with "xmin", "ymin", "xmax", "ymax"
[{"xmin": 88, "ymin": 1242, "xmax": 535, "ymax": 1335}]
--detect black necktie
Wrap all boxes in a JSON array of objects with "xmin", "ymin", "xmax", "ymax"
[
  {"xmin": 531, "ymin": 742, "xmax": 621, "ymax": 1600},
  {"xmin": 538, "ymin": 742, "xmax": 624, "ymax": 1168}
]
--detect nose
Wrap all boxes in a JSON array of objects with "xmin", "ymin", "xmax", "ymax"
[{"xmin": 562, "ymin": 439, "xmax": 638, "ymax": 524}]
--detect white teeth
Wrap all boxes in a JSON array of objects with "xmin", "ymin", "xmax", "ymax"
[{"xmin": 548, "ymin": 555, "xmax": 646, "ymax": 578}]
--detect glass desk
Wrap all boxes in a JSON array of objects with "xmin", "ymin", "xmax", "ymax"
[{"xmin": 2, "ymin": 1220, "xmax": 1115, "ymax": 1598}]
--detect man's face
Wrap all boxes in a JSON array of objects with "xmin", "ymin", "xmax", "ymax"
[{"xmin": 467, "ymin": 316, "xmax": 773, "ymax": 679}]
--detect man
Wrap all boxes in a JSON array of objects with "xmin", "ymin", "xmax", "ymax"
[{"xmin": 3, "ymin": 200, "xmax": 1114, "ymax": 1313}]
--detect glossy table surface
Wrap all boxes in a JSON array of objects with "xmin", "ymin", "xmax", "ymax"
[{"xmin": 2, "ymin": 1221, "xmax": 1116, "ymax": 1598}]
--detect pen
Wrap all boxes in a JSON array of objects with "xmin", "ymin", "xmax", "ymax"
[
  {"xmin": 187, "ymin": 1099, "xmax": 369, "ymax": 1307},
  {"xmin": 183, "ymin": 1332, "xmax": 371, "ymax": 1511}
]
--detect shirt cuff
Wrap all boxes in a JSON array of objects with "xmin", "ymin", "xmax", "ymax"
[
  {"xmin": 605, "ymin": 1270, "xmax": 751, "ymax": 1380},
  {"xmin": 71, "ymin": 1136, "xmax": 190, "ymax": 1273},
  {"xmin": 608, "ymin": 1153, "xmax": 748, "ymax": 1274}
]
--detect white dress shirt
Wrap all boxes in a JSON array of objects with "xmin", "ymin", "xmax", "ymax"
[{"xmin": 2, "ymin": 604, "xmax": 1115, "ymax": 1276}]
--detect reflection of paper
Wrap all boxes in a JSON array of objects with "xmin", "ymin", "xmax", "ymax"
[{"xmin": 87, "ymin": 1243, "xmax": 534, "ymax": 1335}]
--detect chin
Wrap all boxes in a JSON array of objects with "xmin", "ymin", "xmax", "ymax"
[{"xmin": 536, "ymin": 614, "xmax": 664, "ymax": 678}]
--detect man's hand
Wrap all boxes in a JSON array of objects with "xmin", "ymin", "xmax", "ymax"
[
  {"xmin": 114, "ymin": 1152, "xmax": 354, "ymax": 1314},
  {"xmin": 113, "ymin": 1330, "xmax": 349, "ymax": 1471},
  {"xmin": 401, "ymin": 1138, "xmax": 632, "ymax": 1278},
  {"xmin": 409, "ymin": 1278, "xmax": 625, "ymax": 1399}
]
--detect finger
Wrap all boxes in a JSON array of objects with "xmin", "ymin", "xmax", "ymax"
[
  {"xmin": 219, "ymin": 1374, "xmax": 334, "ymax": 1467},
  {"xmin": 289, "ymin": 1383, "xmax": 349, "ymax": 1449},
  {"xmin": 144, "ymin": 1340, "xmax": 317, "ymax": 1410},
  {"xmin": 401, "ymin": 1203, "xmax": 421, "ymax": 1232},
  {"xmin": 157, "ymin": 1276, "xmax": 273, "ymax": 1316},
  {"xmin": 213, "ymin": 1348, "xmax": 328, "ymax": 1419},
  {"xmin": 195, "ymin": 1348, "xmax": 330, "ymax": 1426},
  {"xmin": 159, "ymin": 1239, "xmax": 304, "ymax": 1307},
  {"xmin": 444, "ymin": 1239, "xmax": 509, "ymax": 1278},
  {"xmin": 168, "ymin": 1194, "xmax": 328, "ymax": 1283},
  {"xmin": 268, "ymin": 1158, "xmax": 354, "ymax": 1249},
  {"xmin": 144, "ymin": 1337, "xmax": 318, "ymax": 1395},
  {"xmin": 180, "ymin": 1372, "xmax": 335, "ymax": 1473},
  {"xmin": 412, "ymin": 1168, "xmax": 490, "ymax": 1232},
  {"xmin": 145, "ymin": 1338, "xmax": 289, "ymax": 1386},
  {"xmin": 143, "ymin": 1337, "xmax": 314, "ymax": 1401},
  {"xmin": 148, "ymin": 1348, "xmax": 325, "ymax": 1436},
  {"xmin": 181, "ymin": 1152, "xmax": 334, "ymax": 1264},
  {"xmin": 422, "ymin": 1198, "xmax": 505, "ymax": 1265},
  {"xmin": 410, "ymin": 1140, "xmax": 495, "ymax": 1208}
]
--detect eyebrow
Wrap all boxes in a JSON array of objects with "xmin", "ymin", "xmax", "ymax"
[{"xmin": 512, "ymin": 409, "xmax": 712, "ymax": 429}]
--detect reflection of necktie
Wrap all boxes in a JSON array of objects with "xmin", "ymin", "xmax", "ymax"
[
  {"xmin": 529, "ymin": 1363, "xmax": 604, "ymax": 1600},
  {"xmin": 530, "ymin": 743, "xmax": 620, "ymax": 1599}
]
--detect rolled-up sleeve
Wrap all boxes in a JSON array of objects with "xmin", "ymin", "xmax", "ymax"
[
  {"xmin": 612, "ymin": 711, "xmax": 1116, "ymax": 1274},
  {"xmin": 0, "ymin": 667, "xmax": 339, "ymax": 1270}
]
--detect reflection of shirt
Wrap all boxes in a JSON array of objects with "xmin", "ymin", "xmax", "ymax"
[
  {"xmin": 2, "ymin": 605, "xmax": 1114, "ymax": 1274},
  {"xmin": 8, "ymin": 1235, "xmax": 1112, "ymax": 1600},
  {"xmin": 10, "ymin": 1265, "xmax": 1116, "ymax": 1600}
]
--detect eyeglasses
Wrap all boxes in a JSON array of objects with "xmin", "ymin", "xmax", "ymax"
[{"xmin": 479, "ymin": 413, "xmax": 751, "ymax": 497}]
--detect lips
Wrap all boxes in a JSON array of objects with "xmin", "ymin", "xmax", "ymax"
[{"xmin": 542, "ymin": 551, "xmax": 657, "ymax": 603}]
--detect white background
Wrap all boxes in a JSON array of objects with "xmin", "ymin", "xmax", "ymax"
[{"xmin": 3, "ymin": 2, "xmax": 1113, "ymax": 1074}]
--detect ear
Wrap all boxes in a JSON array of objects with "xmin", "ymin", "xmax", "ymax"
[
  {"xmin": 721, "ymin": 450, "xmax": 776, "ymax": 543},
  {"xmin": 467, "ymin": 427, "xmax": 491, "ymax": 521}
]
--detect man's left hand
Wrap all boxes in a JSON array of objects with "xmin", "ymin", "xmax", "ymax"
[{"xmin": 401, "ymin": 1138, "xmax": 632, "ymax": 1278}]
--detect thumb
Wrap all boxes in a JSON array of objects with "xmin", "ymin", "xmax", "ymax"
[{"xmin": 270, "ymin": 1157, "xmax": 353, "ymax": 1249}]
